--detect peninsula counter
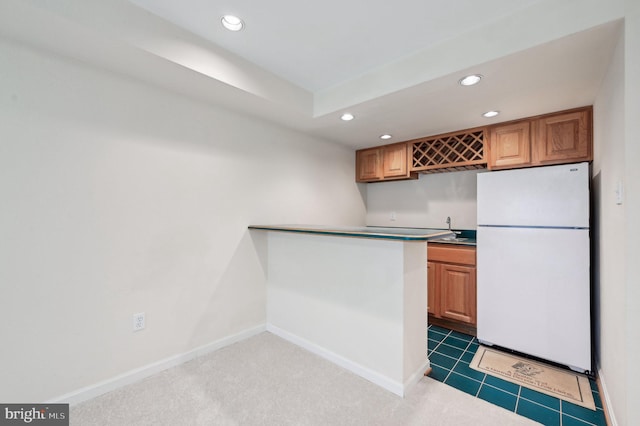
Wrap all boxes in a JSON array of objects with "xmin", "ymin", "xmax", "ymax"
[{"xmin": 249, "ymin": 225, "xmax": 453, "ymax": 396}]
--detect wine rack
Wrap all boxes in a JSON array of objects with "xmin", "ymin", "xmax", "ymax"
[{"xmin": 411, "ymin": 128, "xmax": 487, "ymax": 174}]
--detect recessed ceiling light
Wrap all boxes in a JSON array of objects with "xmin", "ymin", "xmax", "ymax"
[
  {"xmin": 459, "ymin": 74, "xmax": 483, "ymax": 86},
  {"xmin": 341, "ymin": 113, "xmax": 355, "ymax": 121},
  {"xmin": 483, "ymin": 110, "xmax": 500, "ymax": 118},
  {"xmin": 221, "ymin": 15, "xmax": 244, "ymax": 31},
  {"xmin": 380, "ymin": 134, "xmax": 392, "ymax": 140}
]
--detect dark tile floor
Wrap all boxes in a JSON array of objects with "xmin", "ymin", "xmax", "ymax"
[{"xmin": 427, "ymin": 325, "xmax": 607, "ymax": 426}]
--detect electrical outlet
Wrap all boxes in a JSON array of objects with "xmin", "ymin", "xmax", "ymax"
[
  {"xmin": 390, "ymin": 211, "xmax": 397, "ymax": 221},
  {"xmin": 133, "ymin": 312, "xmax": 145, "ymax": 332}
]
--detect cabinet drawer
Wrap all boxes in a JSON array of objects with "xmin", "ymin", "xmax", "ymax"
[{"xmin": 428, "ymin": 244, "xmax": 476, "ymax": 265}]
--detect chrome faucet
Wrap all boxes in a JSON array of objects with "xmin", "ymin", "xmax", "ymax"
[{"xmin": 446, "ymin": 216, "xmax": 451, "ymax": 231}]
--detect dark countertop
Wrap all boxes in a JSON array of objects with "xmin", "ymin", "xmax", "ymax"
[{"xmin": 248, "ymin": 225, "xmax": 455, "ymax": 242}]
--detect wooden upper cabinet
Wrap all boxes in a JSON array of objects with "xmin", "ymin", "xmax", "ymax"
[
  {"xmin": 356, "ymin": 148, "xmax": 381, "ymax": 181},
  {"xmin": 488, "ymin": 121, "xmax": 531, "ymax": 170},
  {"xmin": 356, "ymin": 142, "xmax": 417, "ymax": 183},
  {"xmin": 487, "ymin": 106, "xmax": 592, "ymax": 171},
  {"xmin": 356, "ymin": 106, "xmax": 593, "ymax": 180},
  {"xmin": 534, "ymin": 108, "xmax": 592, "ymax": 165},
  {"xmin": 382, "ymin": 144, "xmax": 409, "ymax": 177}
]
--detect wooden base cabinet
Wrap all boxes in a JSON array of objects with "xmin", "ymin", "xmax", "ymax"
[
  {"xmin": 427, "ymin": 261, "xmax": 436, "ymax": 315},
  {"xmin": 428, "ymin": 244, "xmax": 477, "ymax": 335},
  {"xmin": 439, "ymin": 263, "xmax": 476, "ymax": 324}
]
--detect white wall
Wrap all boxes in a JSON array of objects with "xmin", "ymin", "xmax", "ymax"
[
  {"xmin": 266, "ymin": 232, "xmax": 428, "ymax": 396},
  {"xmin": 0, "ymin": 38, "xmax": 365, "ymax": 402},
  {"xmin": 592, "ymin": 27, "xmax": 626, "ymax": 426},
  {"xmin": 623, "ymin": 1, "xmax": 640, "ymax": 425},
  {"xmin": 594, "ymin": 2, "xmax": 640, "ymax": 423},
  {"xmin": 365, "ymin": 170, "xmax": 480, "ymax": 230}
]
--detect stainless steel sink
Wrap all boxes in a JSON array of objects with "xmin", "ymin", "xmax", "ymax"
[{"xmin": 437, "ymin": 237, "xmax": 468, "ymax": 242}]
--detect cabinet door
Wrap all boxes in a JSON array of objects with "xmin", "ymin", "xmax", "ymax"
[
  {"xmin": 427, "ymin": 261, "xmax": 438, "ymax": 317},
  {"xmin": 356, "ymin": 148, "xmax": 381, "ymax": 181},
  {"xmin": 488, "ymin": 121, "xmax": 531, "ymax": 170},
  {"xmin": 382, "ymin": 144, "xmax": 409, "ymax": 178},
  {"xmin": 439, "ymin": 264, "xmax": 476, "ymax": 325},
  {"xmin": 534, "ymin": 109, "xmax": 591, "ymax": 164}
]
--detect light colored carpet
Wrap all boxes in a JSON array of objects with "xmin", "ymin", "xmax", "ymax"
[{"xmin": 71, "ymin": 332, "xmax": 539, "ymax": 425}]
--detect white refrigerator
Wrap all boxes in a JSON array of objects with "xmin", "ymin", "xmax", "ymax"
[{"xmin": 476, "ymin": 162, "xmax": 591, "ymax": 373}]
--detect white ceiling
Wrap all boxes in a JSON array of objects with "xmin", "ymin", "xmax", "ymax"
[
  {"xmin": 0, "ymin": 0, "xmax": 624, "ymax": 149},
  {"xmin": 128, "ymin": 0, "xmax": 546, "ymax": 92}
]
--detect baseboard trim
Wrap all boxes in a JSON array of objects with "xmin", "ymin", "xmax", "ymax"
[
  {"xmin": 405, "ymin": 359, "xmax": 431, "ymax": 392},
  {"xmin": 48, "ymin": 324, "xmax": 266, "ymax": 405},
  {"xmin": 267, "ymin": 323, "xmax": 426, "ymax": 397},
  {"xmin": 596, "ymin": 366, "xmax": 618, "ymax": 426}
]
